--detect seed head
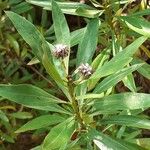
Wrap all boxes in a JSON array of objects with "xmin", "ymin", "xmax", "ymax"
[
  {"xmin": 78, "ymin": 63, "xmax": 93, "ymax": 77},
  {"xmin": 54, "ymin": 44, "xmax": 69, "ymax": 59}
]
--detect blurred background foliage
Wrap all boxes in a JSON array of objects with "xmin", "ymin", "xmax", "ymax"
[{"xmin": 0, "ymin": 0, "xmax": 150, "ymax": 149}]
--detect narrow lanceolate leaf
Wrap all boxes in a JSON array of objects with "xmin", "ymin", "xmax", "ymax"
[
  {"xmin": 75, "ymin": 7, "xmax": 104, "ymax": 18},
  {"xmin": 70, "ymin": 27, "xmax": 86, "ymax": 47},
  {"xmin": 52, "ymin": 0, "xmax": 70, "ymax": 73},
  {"xmin": 76, "ymin": 18, "xmax": 99, "ymax": 66},
  {"xmin": 52, "ymin": 0, "xmax": 70, "ymax": 46},
  {"xmin": 130, "ymin": 9, "xmax": 150, "ymax": 16},
  {"xmin": 0, "ymin": 84, "xmax": 69, "ymax": 114},
  {"xmin": 132, "ymin": 58, "xmax": 150, "ymax": 80},
  {"xmin": 5, "ymin": 11, "xmax": 48, "ymax": 61},
  {"xmin": 121, "ymin": 16, "xmax": 150, "ymax": 37},
  {"xmin": 16, "ymin": 114, "xmax": 65, "ymax": 133},
  {"xmin": 91, "ymin": 93, "xmax": 150, "ymax": 112},
  {"xmin": 94, "ymin": 63, "xmax": 143, "ymax": 93},
  {"xmin": 122, "ymin": 73, "xmax": 136, "ymax": 92},
  {"xmin": 9, "ymin": 112, "xmax": 33, "ymax": 119},
  {"xmin": 10, "ymin": 1, "xmax": 33, "ymax": 14},
  {"xmin": 88, "ymin": 48, "xmax": 111, "ymax": 91},
  {"xmin": 27, "ymin": 0, "xmax": 103, "ymax": 18},
  {"xmin": 42, "ymin": 118, "xmax": 75, "ymax": 150},
  {"xmin": 113, "ymin": 36, "xmax": 147, "ymax": 60},
  {"xmin": 42, "ymin": 53, "xmax": 64, "ymax": 84},
  {"xmin": 129, "ymin": 138, "xmax": 150, "ymax": 150},
  {"xmin": 88, "ymin": 129, "xmax": 144, "ymax": 150},
  {"xmin": 6, "ymin": 11, "xmax": 64, "ymax": 89},
  {"xmin": 100, "ymin": 115, "xmax": 150, "ymax": 129},
  {"xmin": 90, "ymin": 36, "xmax": 147, "ymax": 80},
  {"xmin": 76, "ymin": 93, "xmax": 104, "ymax": 100},
  {"xmin": 91, "ymin": 57, "xmax": 132, "ymax": 80}
]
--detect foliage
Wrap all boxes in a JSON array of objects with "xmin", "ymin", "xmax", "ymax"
[{"xmin": 0, "ymin": 0, "xmax": 150, "ymax": 149}]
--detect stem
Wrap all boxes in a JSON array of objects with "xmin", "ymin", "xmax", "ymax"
[{"xmin": 68, "ymin": 77, "xmax": 84, "ymax": 128}]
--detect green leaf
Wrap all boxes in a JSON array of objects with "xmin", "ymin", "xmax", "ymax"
[
  {"xmin": 16, "ymin": 114, "xmax": 65, "ymax": 133},
  {"xmin": 52, "ymin": 0, "xmax": 70, "ymax": 73},
  {"xmin": 132, "ymin": 58, "xmax": 150, "ymax": 80},
  {"xmin": 90, "ymin": 36, "xmax": 147, "ymax": 80},
  {"xmin": 76, "ymin": 93, "xmax": 104, "ymax": 100},
  {"xmin": 124, "ymin": 130, "xmax": 142, "ymax": 140},
  {"xmin": 5, "ymin": 11, "xmax": 47, "ymax": 61},
  {"xmin": 70, "ymin": 27, "xmax": 86, "ymax": 47},
  {"xmin": 27, "ymin": 0, "xmax": 103, "ymax": 18},
  {"xmin": 0, "ymin": 84, "xmax": 69, "ymax": 114},
  {"xmin": 88, "ymin": 129, "xmax": 144, "ymax": 150},
  {"xmin": 6, "ymin": 34, "xmax": 20, "ymax": 56},
  {"xmin": 52, "ymin": 0, "xmax": 70, "ymax": 46},
  {"xmin": 91, "ymin": 56, "xmax": 131, "ymax": 82},
  {"xmin": 94, "ymin": 63, "xmax": 143, "ymax": 93},
  {"xmin": 100, "ymin": 115, "xmax": 150, "ymax": 129},
  {"xmin": 88, "ymin": 48, "xmax": 111, "ymax": 90},
  {"xmin": 75, "ymin": 18, "xmax": 99, "ymax": 96},
  {"xmin": 0, "ymin": 110, "xmax": 9, "ymax": 122},
  {"xmin": 42, "ymin": 52, "xmax": 64, "ymax": 85},
  {"xmin": 76, "ymin": 18, "xmax": 99, "ymax": 66},
  {"xmin": 5, "ymin": 11, "xmax": 64, "ymax": 86},
  {"xmin": 91, "ymin": 48, "xmax": 111, "ymax": 70},
  {"xmin": 113, "ymin": 36, "xmax": 146, "ymax": 58},
  {"xmin": 11, "ymin": 1, "xmax": 33, "ymax": 14},
  {"xmin": 130, "ymin": 9, "xmax": 150, "ymax": 16},
  {"xmin": 129, "ymin": 138, "xmax": 150, "ymax": 150},
  {"xmin": 9, "ymin": 112, "xmax": 33, "ymax": 119},
  {"xmin": 42, "ymin": 118, "xmax": 75, "ymax": 150},
  {"xmin": 0, "ymin": 133, "xmax": 15, "ymax": 143},
  {"xmin": 123, "ymin": 73, "xmax": 136, "ymax": 92},
  {"xmin": 42, "ymin": 52, "xmax": 71, "ymax": 101},
  {"xmin": 27, "ymin": 57, "xmax": 40, "ymax": 65},
  {"xmin": 75, "ymin": 7, "xmax": 104, "ymax": 18},
  {"xmin": 121, "ymin": 16, "xmax": 150, "ymax": 37},
  {"xmin": 91, "ymin": 93, "xmax": 150, "ymax": 112}
]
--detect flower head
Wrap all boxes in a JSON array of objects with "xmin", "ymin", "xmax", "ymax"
[
  {"xmin": 78, "ymin": 63, "xmax": 93, "ymax": 77},
  {"xmin": 53, "ymin": 44, "xmax": 69, "ymax": 59}
]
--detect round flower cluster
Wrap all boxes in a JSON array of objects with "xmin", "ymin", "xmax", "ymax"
[
  {"xmin": 78, "ymin": 63, "xmax": 93, "ymax": 77},
  {"xmin": 54, "ymin": 44, "xmax": 69, "ymax": 59}
]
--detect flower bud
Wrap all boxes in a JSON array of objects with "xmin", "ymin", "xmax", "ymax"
[
  {"xmin": 53, "ymin": 44, "xmax": 69, "ymax": 59},
  {"xmin": 78, "ymin": 63, "xmax": 93, "ymax": 77}
]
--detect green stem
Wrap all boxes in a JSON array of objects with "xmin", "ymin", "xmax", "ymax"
[{"xmin": 68, "ymin": 77, "xmax": 84, "ymax": 128}]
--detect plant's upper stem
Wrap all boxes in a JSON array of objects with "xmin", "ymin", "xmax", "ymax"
[{"xmin": 68, "ymin": 76, "xmax": 84, "ymax": 128}]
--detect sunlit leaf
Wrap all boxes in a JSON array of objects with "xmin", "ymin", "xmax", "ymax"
[
  {"xmin": 27, "ymin": 0, "xmax": 103, "ymax": 18},
  {"xmin": 88, "ymin": 129, "xmax": 144, "ymax": 150},
  {"xmin": 16, "ymin": 114, "xmax": 65, "ymax": 133},
  {"xmin": 91, "ymin": 93, "xmax": 150, "ymax": 112},
  {"xmin": 94, "ymin": 63, "xmax": 143, "ymax": 93},
  {"xmin": 90, "ymin": 36, "xmax": 147, "ymax": 80},
  {"xmin": 0, "ymin": 84, "xmax": 69, "ymax": 114},
  {"xmin": 100, "ymin": 115, "xmax": 150, "ymax": 129},
  {"xmin": 42, "ymin": 118, "xmax": 75, "ymax": 150},
  {"xmin": 70, "ymin": 27, "xmax": 86, "ymax": 47},
  {"xmin": 9, "ymin": 112, "xmax": 33, "ymax": 119},
  {"xmin": 121, "ymin": 16, "xmax": 150, "ymax": 37},
  {"xmin": 132, "ymin": 58, "xmax": 150, "ymax": 80},
  {"xmin": 76, "ymin": 18, "xmax": 99, "ymax": 66}
]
